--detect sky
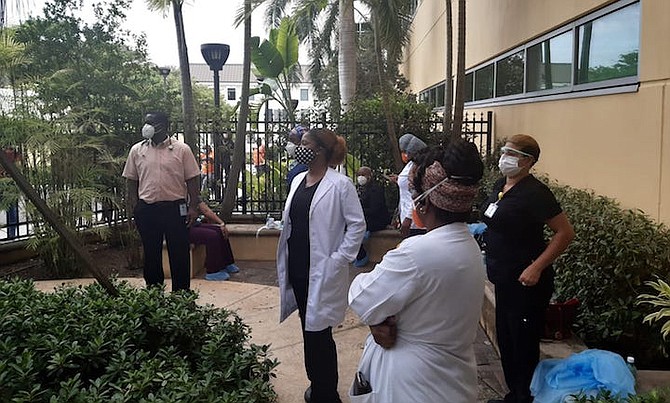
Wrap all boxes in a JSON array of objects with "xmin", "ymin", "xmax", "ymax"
[{"xmin": 6, "ymin": 0, "xmax": 308, "ymax": 68}]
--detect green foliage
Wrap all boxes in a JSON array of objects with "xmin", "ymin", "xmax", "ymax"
[
  {"xmin": 570, "ymin": 388, "xmax": 670, "ymax": 403},
  {"xmin": 339, "ymin": 95, "xmax": 434, "ymax": 166},
  {"xmin": 0, "ymin": 278, "xmax": 278, "ymax": 402},
  {"xmin": 637, "ymin": 278, "xmax": 670, "ymax": 341}
]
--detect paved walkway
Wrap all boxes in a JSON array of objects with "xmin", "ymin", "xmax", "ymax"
[{"xmin": 33, "ymin": 274, "xmax": 507, "ymax": 402}]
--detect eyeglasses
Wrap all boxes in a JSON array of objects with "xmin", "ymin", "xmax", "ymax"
[{"xmin": 500, "ymin": 146, "xmax": 534, "ymax": 159}]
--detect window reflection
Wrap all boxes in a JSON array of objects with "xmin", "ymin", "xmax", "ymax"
[
  {"xmin": 496, "ymin": 51, "xmax": 525, "ymax": 97},
  {"xmin": 527, "ymin": 31, "xmax": 573, "ymax": 92},
  {"xmin": 577, "ymin": 2, "xmax": 639, "ymax": 84}
]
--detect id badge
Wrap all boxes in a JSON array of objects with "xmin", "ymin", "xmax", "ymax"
[
  {"xmin": 179, "ymin": 202, "xmax": 188, "ymax": 217},
  {"xmin": 484, "ymin": 202, "xmax": 498, "ymax": 218}
]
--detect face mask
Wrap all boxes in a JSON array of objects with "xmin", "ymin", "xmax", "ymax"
[
  {"xmin": 285, "ymin": 142, "xmax": 297, "ymax": 158},
  {"xmin": 357, "ymin": 176, "xmax": 368, "ymax": 186},
  {"xmin": 295, "ymin": 146, "xmax": 316, "ymax": 165},
  {"xmin": 499, "ymin": 154, "xmax": 523, "ymax": 177},
  {"xmin": 401, "ymin": 152, "xmax": 410, "ymax": 163},
  {"xmin": 141, "ymin": 124, "xmax": 155, "ymax": 140}
]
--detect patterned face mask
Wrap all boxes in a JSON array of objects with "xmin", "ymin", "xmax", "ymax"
[{"xmin": 295, "ymin": 146, "xmax": 316, "ymax": 165}]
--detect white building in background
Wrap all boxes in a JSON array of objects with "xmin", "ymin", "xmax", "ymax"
[{"xmin": 189, "ymin": 63, "xmax": 315, "ymax": 120}]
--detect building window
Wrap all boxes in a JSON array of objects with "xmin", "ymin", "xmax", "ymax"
[
  {"xmin": 461, "ymin": 0, "xmax": 639, "ymax": 106},
  {"xmin": 227, "ymin": 88, "xmax": 236, "ymax": 101},
  {"xmin": 496, "ymin": 50, "xmax": 525, "ymax": 97},
  {"xmin": 474, "ymin": 64, "xmax": 494, "ymax": 101},
  {"xmin": 464, "ymin": 73, "xmax": 473, "ymax": 102},
  {"xmin": 527, "ymin": 30, "xmax": 573, "ymax": 92},
  {"xmin": 576, "ymin": 2, "xmax": 640, "ymax": 85},
  {"xmin": 300, "ymin": 88, "xmax": 309, "ymax": 101}
]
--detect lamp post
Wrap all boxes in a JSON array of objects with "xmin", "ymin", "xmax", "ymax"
[
  {"xmin": 201, "ymin": 43, "xmax": 230, "ymax": 108},
  {"xmin": 157, "ymin": 66, "xmax": 171, "ymax": 84},
  {"xmin": 201, "ymin": 43, "xmax": 230, "ymax": 199}
]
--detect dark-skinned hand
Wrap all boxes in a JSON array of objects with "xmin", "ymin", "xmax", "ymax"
[{"xmin": 370, "ymin": 315, "xmax": 397, "ymax": 349}]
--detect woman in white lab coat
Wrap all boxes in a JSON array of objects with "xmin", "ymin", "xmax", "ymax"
[
  {"xmin": 276, "ymin": 128, "xmax": 366, "ymax": 403},
  {"xmin": 348, "ymin": 140, "xmax": 485, "ymax": 403}
]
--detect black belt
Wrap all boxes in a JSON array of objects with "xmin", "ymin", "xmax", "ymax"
[{"xmin": 140, "ymin": 199, "xmax": 186, "ymax": 206}]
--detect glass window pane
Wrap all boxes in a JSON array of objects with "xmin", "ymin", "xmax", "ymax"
[
  {"xmin": 577, "ymin": 2, "xmax": 640, "ymax": 84},
  {"xmin": 436, "ymin": 84, "xmax": 445, "ymax": 107},
  {"xmin": 465, "ymin": 73, "xmax": 473, "ymax": 102},
  {"xmin": 527, "ymin": 31, "xmax": 573, "ymax": 92},
  {"xmin": 227, "ymin": 88, "xmax": 236, "ymax": 100},
  {"xmin": 300, "ymin": 88, "xmax": 309, "ymax": 101},
  {"xmin": 474, "ymin": 64, "xmax": 494, "ymax": 101},
  {"xmin": 496, "ymin": 50, "xmax": 525, "ymax": 97}
]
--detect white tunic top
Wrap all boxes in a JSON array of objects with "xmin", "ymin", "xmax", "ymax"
[{"xmin": 348, "ymin": 223, "xmax": 485, "ymax": 403}]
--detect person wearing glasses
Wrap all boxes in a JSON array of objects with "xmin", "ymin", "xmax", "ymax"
[
  {"xmin": 348, "ymin": 140, "xmax": 485, "ymax": 402},
  {"xmin": 481, "ymin": 134, "xmax": 574, "ymax": 403}
]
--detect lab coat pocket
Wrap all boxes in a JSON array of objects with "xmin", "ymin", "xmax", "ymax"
[{"xmin": 349, "ymin": 391, "xmax": 376, "ymax": 403}]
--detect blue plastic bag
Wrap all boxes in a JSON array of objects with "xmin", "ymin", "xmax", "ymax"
[{"xmin": 530, "ymin": 349, "xmax": 635, "ymax": 403}]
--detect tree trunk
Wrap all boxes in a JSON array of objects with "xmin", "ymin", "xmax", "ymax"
[
  {"xmin": 0, "ymin": 148, "xmax": 118, "ymax": 296},
  {"xmin": 338, "ymin": 0, "xmax": 356, "ymax": 113},
  {"xmin": 372, "ymin": 16, "xmax": 403, "ymax": 172},
  {"xmin": 172, "ymin": 0, "xmax": 197, "ymax": 154},
  {"xmin": 221, "ymin": 0, "xmax": 252, "ymax": 220},
  {"xmin": 443, "ymin": 0, "xmax": 453, "ymax": 138},
  {"xmin": 452, "ymin": 0, "xmax": 466, "ymax": 138}
]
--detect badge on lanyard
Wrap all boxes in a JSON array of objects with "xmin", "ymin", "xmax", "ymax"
[
  {"xmin": 484, "ymin": 203, "xmax": 498, "ymax": 218},
  {"xmin": 179, "ymin": 202, "xmax": 188, "ymax": 217},
  {"xmin": 484, "ymin": 191, "xmax": 504, "ymax": 218}
]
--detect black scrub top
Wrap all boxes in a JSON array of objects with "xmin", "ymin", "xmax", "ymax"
[
  {"xmin": 288, "ymin": 177, "xmax": 321, "ymax": 282},
  {"xmin": 481, "ymin": 175, "xmax": 562, "ymax": 284}
]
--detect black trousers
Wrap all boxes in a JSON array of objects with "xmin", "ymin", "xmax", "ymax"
[
  {"xmin": 291, "ymin": 275, "xmax": 341, "ymax": 403},
  {"xmin": 494, "ymin": 279, "xmax": 552, "ymax": 403},
  {"xmin": 134, "ymin": 200, "xmax": 190, "ymax": 291}
]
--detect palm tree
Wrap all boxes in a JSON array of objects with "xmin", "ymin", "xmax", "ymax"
[
  {"xmin": 222, "ymin": 0, "xmax": 253, "ymax": 219},
  {"xmin": 145, "ymin": 0, "xmax": 198, "ymax": 154},
  {"xmin": 443, "ymin": 0, "xmax": 453, "ymax": 137},
  {"xmin": 451, "ymin": 0, "xmax": 466, "ymax": 138},
  {"xmin": 338, "ymin": 0, "xmax": 356, "ymax": 112}
]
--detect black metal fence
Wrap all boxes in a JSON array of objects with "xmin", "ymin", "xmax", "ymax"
[{"xmin": 0, "ymin": 112, "xmax": 492, "ymax": 243}]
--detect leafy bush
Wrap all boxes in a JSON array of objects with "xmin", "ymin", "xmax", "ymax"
[
  {"xmin": 546, "ymin": 181, "xmax": 670, "ymax": 368},
  {"xmin": 571, "ymin": 388, "xmax": 670, "ymax": 402},
  {"xmin": 0, "ymin": 279, "xmax": 278, "ymax": 402}
]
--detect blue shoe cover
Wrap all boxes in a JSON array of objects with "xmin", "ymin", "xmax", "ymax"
[
  {"xmin": 205, "ymin": 271, "xmax": 230, "ymax": 281},
  {"xmin": 224, "ymin": 264, "xmax": 240, "ymax": 273}
]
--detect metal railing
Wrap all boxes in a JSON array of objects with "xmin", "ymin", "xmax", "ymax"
[{"xmin": 0, "ymin": 112, "xmax": 492, "ymax": 242}]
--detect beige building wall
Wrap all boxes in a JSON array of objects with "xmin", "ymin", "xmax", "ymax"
[{"xmin": 403, "ymin": 0, "xmax": 670, "ymax": 224}]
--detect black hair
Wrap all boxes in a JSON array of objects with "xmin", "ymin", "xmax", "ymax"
[
  {"xmin": 145, "ymin": 111, "xmax": 169, "ymax": 131},
  {"xmin": 411, "ymin": 139, "xmax": 484, "ymax": 222}
]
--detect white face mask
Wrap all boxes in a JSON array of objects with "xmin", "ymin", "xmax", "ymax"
[
  {"xmin": 285, "ymin": 142, "xmax": 297, "ymax": 158},
  {"xmin": 498, "ymin": 154, "xmax": 523, "ymax": 177},
  {"xmin": 357, "ymin": 176, "xmax": 368, "ymax": 186},
  {"xmin": 141, "ymin": 124, "xmax": 155, "ymax": 140}
]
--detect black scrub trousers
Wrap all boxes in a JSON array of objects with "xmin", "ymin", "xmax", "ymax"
[
  {"xmin": 134, "ymin": 199, "xmax": 191, "ymax": 291},
  {"xmin": 287, "ymin": 178, "xmax": 341, "ymax": 403},
  {"xmin": 482, "ymin": 175, "xmax": 562, "ymax": 403}
]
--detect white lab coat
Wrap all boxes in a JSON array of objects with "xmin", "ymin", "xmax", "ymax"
[
  {"xmin": 348, "ymin": 223, "xmax": 485, "ymax": 403},
  {"xmin": 397, "ymin": 161, "xmax": 423, "ymax": 229},
  {"xmin": 277, "ymin": 168, "xmax": 366, "ymax": 331}
]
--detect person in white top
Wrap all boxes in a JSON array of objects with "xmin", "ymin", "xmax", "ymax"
[
  {"xmin": 349, "ymin": 139, "xmax": 485, "ymax": 403},
  {"xmin": 396, "ymin": 133, "xmax": 427, "ymax": 238}
]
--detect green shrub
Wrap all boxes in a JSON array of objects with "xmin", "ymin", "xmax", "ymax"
[
  {"xmin": 571, "ymin": 387, "xmax": 670, "ymax": 402},
  {"xmin": 0, "ymin": 279, "xmax": 278, "ymax": 402},
  {"xmin": 546, "ymin": 181, "xmax": 670, "ymax": 368}
]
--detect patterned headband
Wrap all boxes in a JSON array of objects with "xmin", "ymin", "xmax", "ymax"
[{"xmin": 421, "ymin": 161, "xmax": 479, "ymax": 213}]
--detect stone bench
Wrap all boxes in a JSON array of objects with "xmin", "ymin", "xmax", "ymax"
[
  {"xmin": 161, "ymin": 243, "xmax": 206, "ymax": 279},
  {"xmin": 225, "ymin": 224, "xmax": 402, "ymax": 262}
]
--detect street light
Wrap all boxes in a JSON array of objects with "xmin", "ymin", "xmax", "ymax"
[
  {"xmin": 200, "ymin": 43, "xmax": 230, "ymax": 200},
  {"xmin": 200, "ymin": 43, "xmax": 230, "ymax": 108},
  {"xmin": 157, "ymin": 67, "xmax": 171, "ymax": 84}
]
